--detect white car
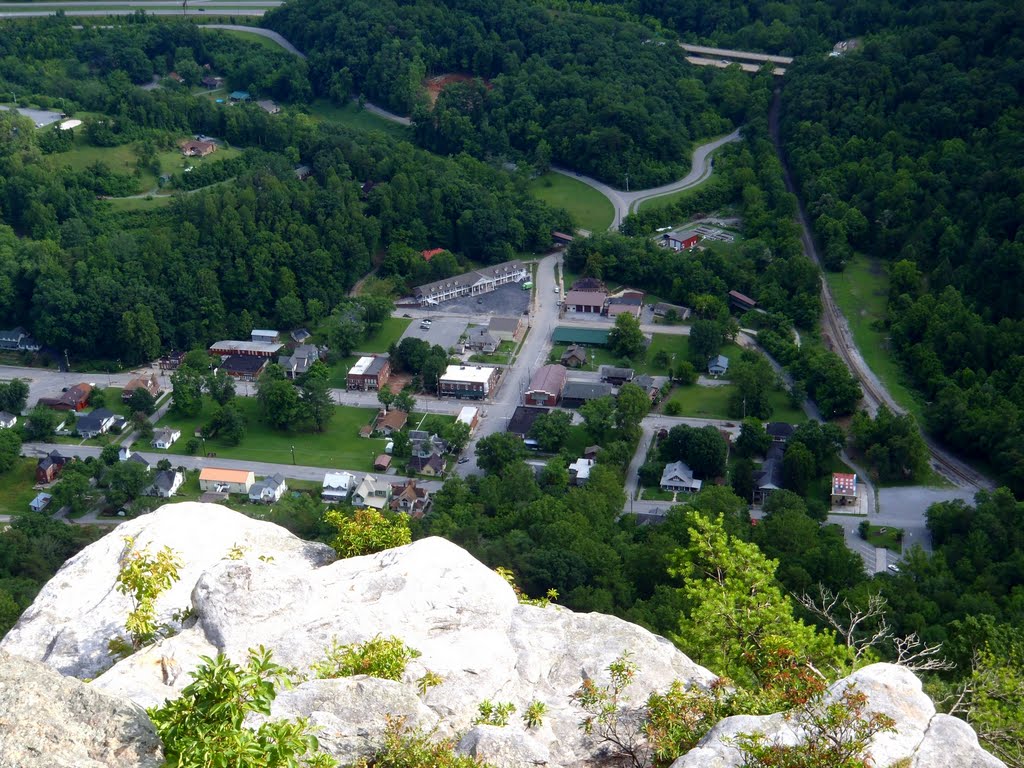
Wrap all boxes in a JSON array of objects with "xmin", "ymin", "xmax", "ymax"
[
  {"xmin": 554, "ymin": 286, "xmax": 560, "ymax": 293},
  {"xmin": 887, "ymin": 564, "xmax": 900, "ymax": 573}
]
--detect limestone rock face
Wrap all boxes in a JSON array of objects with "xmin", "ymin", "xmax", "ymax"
[
  {"xmin": 0, "ymin": 505, "xmax": 1005, "ymax": 768},
  {"xmin": 670, "ymin": 664, "xmax": 1006, "ymax": 768},
  {"xmin": 0, "ymin": 650, "xmax": 163, "ymax": 768},
  {"xmin": 0, "ymin": 504, "xmax": 715, "ymax": 768},
  {"xmin": 0, "ymin": 503, "xmax": 335, "ymax": 681}
]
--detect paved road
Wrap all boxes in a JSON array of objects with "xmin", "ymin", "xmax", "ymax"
[
  {"xmin": 678, "ymin": 43, "xmax": 793, "ymax": 65},
  {"xmin": 24, "ymin": 441, "xmax": 444, "ymax": 490},
  {"xmin": 551, "ymin": 129, "xmax": 742, "ymax": 230},
  {"xmin": 202, "ymin": 23, "xmax": 305, "ymax": 56},
  {"xmin": 0, "ymin": 7, "xmax": 273, "ymax": 16},
  {"xmin": 454, "ymin": 252, "xmax": 562, "ymax": 478}
]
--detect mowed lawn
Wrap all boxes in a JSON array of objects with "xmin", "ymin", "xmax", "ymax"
[
  {"xmin": 155, "ymin": 397, "xmax": 388, "ymax": 471},
  {"xmin": 326, "ymin": 317, "xmax": 412, "ymax": 388},
  {"xmin": 0, "ymin": 459, "xmax": 42, "ymax": 517},
  {"xmin": 528, "ymin": 173, "xmax": 614, "ymax": 233},
  {"xmin": 308, "ymin": 99, "xmax": 412, "ymax": 140},
  {"xmin": 665, "ymin": 385, "xmax": 805, "ymax": 422},
  {"xmin": 549, "ymin": 335, "xmax": 739, "ymax": 377},
  {"xmin": 48, "ymin": 134, "xmax": 241, "ymax": 196},
  {"xmin": 824, "ymin": 256, "xmax": 924, "ymax": 422}
]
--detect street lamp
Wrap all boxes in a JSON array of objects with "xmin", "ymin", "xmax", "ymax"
[{"xmin": 290, "ymin": 445, "xmax": 296, "ymax": 465}]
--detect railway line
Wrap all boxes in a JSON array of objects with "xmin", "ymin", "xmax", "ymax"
[{"xmin": 768, "ymin": 90, "xmax": 991, "ymax": 491}]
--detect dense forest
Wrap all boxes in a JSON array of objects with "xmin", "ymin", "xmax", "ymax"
[
  {"xmin": 265, "ymin": 0, "xmax": 754, "ymax": 186},
  {"xmin": 779, "ymin": 0, "xmax": 1024, "ymax": 495},
  {"xmin": 0, "ymin": 21, "xmax": 567, "ymax": 363}
]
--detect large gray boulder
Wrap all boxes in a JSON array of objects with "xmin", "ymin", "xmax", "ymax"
[
  {"xmin": 670, "ymin": 664, "xmax": 1005, "ymax": 768},
  {"xmin": 0, "ymin": 650, "xmax": 163, "ymax": 768},
  {"xmin": 1, "ymin": 504, "xmax": 716, "ymax": 768},
  {"xmin": 0, "ymin": 503, "xmax": 335, "ymax": 681}
]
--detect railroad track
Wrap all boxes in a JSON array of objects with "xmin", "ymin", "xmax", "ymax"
[{"xmin": 768, "ymin": 90, "xmax": 991, "ymax": 491}]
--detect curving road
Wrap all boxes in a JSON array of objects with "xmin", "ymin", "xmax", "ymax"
[
  {"xmin": 201, "ymin": 23, "xmax": 305, "ymax": 56},
  {"xmin": 551, "ymin": 129, "xmax": 741, "ymax": 230}
]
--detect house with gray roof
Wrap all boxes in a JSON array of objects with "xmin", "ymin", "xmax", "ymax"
[
  {"xmin": 147, "ymin": 470, "xmax": 184, "ymax": 498},
  {"xmin": 77, "ymin": 408, "xmax": 117, "ymax": 439},
  {"xmin": 465, "ymin": 327, "xmax": 500, "ymax": 353},
  {"xmin": 708, "ymin": 355, "xmax": 730, "ymax": 376},
  {"xmin": 249, "ymin": 474, "xmax": 288, "ymax": 504},
  {"xmin": 660, "ymin": 461, "xmax": 702, "ymax": 494},
  {"xmin": 560, "ymin": 380, "xmax": 613, "ymax": 408}
]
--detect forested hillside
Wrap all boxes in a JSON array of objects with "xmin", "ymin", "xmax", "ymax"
[
  {"xmin": 264, "ymin": 0, "xmax": 753, "ymax": 186},
  {"xmin": 779, "ymin": 0, "xmax": 1024, "ymax": 494},
  {"xmin": 0, "ymin": 19, "xmax": 566, "ymax": 363}
]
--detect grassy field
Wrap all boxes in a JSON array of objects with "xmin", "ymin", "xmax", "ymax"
[
  {"xmin": 469, "ymin": 340, "xmax": 517, "ymax": 365},
  {"xmin": 641, "ymin": 485, "xmax": 674, "ymax": 501},
  {"xmin": 408, "ymin": 412, "xmax": 455, "ymax": 433},
  {"xmin": 549, "ymin": 335, "xmax": 742, "ymax": 377},
  {"xmin": 308, "ymin": 100, "xmax": 412, "ymax": 140},
  {"xmin": 636, "ymin": 174, "xmax": 719, "ymax": 214},
  {"xmin": 527, "ymin": 173, "xmax": 614, "ymax": 233},
  {"xmin": 864, "ymin": 523, "xmax": 903, "ymax": 553},
  {"xmin": 48, "ymin": 135, "xmax": 241, "ymax": 196},
  {"xmin": 325, "ymin": 317, "xmax": 412, "ymax": 388},
  {"xmin": 665, "ymin": 385, "xmax": 805, "ymax": 422},
  {"xmin": 0, "ymin": 459, "xmax": 42, "ymax": 517},
  {"xmin": 824, "ymin": 256, "xmax": 924, "ymax": 422},
  {"xmin": 200, "ymin": 27, "xmax": 286, "ymax": 51},
  {"xmin": 155, "ymin": 397, "xmax": 387, "ymax": 470}
]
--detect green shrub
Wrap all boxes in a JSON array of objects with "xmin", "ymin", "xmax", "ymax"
[
  {"xmin": 473, "ymin": 699, "xmax": 516, "ymax": 727},
  {"xmin": 311, "ymin": 634, "xmax": 420, "ymax": 681},
  {"xmin": 149, "ymin": 646, "xmax": 336, "ymax": 768}
]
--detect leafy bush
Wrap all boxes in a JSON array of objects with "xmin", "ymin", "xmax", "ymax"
[
  {"xmin": 325, "ymin": 508, "xmax": 411, "ymax": 558},
  {"xmin": 149, "ymin": 646, "xmax": 336, "ymax": 768},
  {"xmin": 351, "ymin": 716, "xmax": 492, "ymax": 767},
  {"xmin": 108, "ymin": 537, "xmax": 182, "ymax": 658},
  {"xmin": 311, "ymin": 634, "xmax": 420, "ymax": 681}
]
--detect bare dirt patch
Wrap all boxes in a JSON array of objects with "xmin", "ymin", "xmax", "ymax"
[{"xmin": 423, "ymin": 73, "xmax": 491, "ymax": 106}]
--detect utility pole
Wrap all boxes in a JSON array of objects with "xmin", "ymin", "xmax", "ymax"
[{"xmin": 624, "ymin": 173, "xmax": 630, "ymax": 192}]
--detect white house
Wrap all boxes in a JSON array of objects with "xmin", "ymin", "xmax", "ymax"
[
  {"xmin": 77, "ymin": 408, "xmax": 117, "ymax": 439},
  {"xmin": 352, "ymin": 474, "xmax": 392, "ymax": 510},
  {"xmin": 660, "ymin": 461, "xmax": 703, "ymax": 493},
  {"xmin": 0, "ymin": 411, "xmax": 16, "ymax": 429},
  {"xmin": 248, "ymin": 474, "xmax": 288, "ymax": 504},
  {"xmin": 322, "ymin": 471, "xmax": 356, "ymax": 503},
  {"xmin": 147, "ymin": 470, "xmax": 184, "ymax": 498},
  {"xmin": 568, "ymin": 457, "xmax": 595, "ymax": 485},
  {"xmin": 151, "ymin": 427, "xmax": 181, "ymax": 449}
]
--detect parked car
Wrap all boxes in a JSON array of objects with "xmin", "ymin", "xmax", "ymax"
[{"xmin": 457, "ymin": 456, "xmax": 469, "ymax": 464}]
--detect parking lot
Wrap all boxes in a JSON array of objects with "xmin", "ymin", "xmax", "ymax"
[
  {"xmin": 398, "ymin": 316, "xmax": 468, "ymax": 351},
  {"xmin": 0, "ymin": 105, "xmax": 63, "ymax": 128},
  {"xmin": 438, "ymin": 283, "xmax": 532, "ymax": 317}
]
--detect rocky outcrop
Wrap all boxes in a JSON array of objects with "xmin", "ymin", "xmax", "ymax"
[
  {"xmin": 0, "ymin": 650, "xmax": 163, "ymax": 768},
  {"xmin": 0, "ymin": 504, "xmax": 1006, "ymax": 768},
  {"xmin": 670, "ymin": 664, "xmax": 1005, "ymax": 768},
  {"xmin": 1, "ymin": 504, "xmax": 716, "ymax": 767}
]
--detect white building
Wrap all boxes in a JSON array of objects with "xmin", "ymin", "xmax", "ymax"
[
  {"xmin": 456, "ymin": 406, "xmax": 479, "ymax": 432},
  {"xmin": 250, "ymin": 329, "xmax": 280, "ymax": 344},
  {"xmin": 151, "ymin": 428, "xmax": 181, "ymax": 449},
  {"xmin": 414, "ymin": 260, "xmax": 529, "ymax": 306},
  {"xmin": 568, "ymin": 457, "xmax": 595, "ymax": 485},
  {"xmin": 147, "ymin": 470, "xmax": 184, "ymax": 498},
  {"xmin": 439, "ymin": 365, "xmax": 499, "ymax": 399},
  {"xmin": 352, "ymin": 474, "xmax": 392, "ymax": 510},
  {"xmin": 322, "ymin": 471, "xmax": 356, "ymax": 503},
  {"xmin": 660, "ymin": 461, "xmax": 703, "ymax": 493},
  {"xmin": 249, "ymin": 474, "xmax": 288, "ymax": 504}
]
